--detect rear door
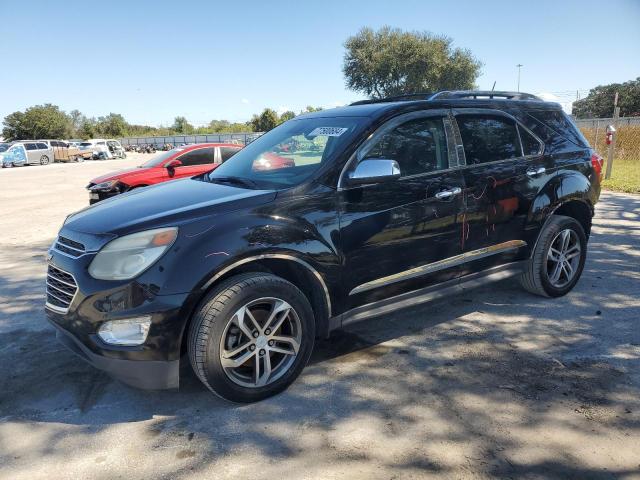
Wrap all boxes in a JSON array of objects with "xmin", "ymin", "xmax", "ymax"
[
  {"xmin": 452, "ymin": 108, "xmax": 546, "ymax": 274},
  {"xmin": 339, "ymin": 110, "xmax": 466, "ymax": 310}
]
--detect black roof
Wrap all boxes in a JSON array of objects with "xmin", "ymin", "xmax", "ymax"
[{"xmin": 299, "ymin": 90, "xmax": 562, "ymax": 121}]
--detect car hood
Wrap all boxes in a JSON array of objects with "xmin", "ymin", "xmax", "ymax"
[
  {"xmin": 89, "ymin": 167, "xmax": 145, "ymax": 184},
  {"xmin": 64, "ymin": 177, "xmax": 276, "ymax": 235}
]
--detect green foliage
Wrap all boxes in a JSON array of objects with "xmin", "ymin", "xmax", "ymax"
[
  {"xmin": 2, "ymin": 104, "xmax": 72, "ymax": 140},
  {"xmin": 171, "ymin": 116, "xmax": 194, "ymax": 134},
  {"xmin": 251, "ymin": 108, "xmax": 280, "ymax": 132},
  {"xmin": 573, "ymin": 78, "xmax": 640, "ymax": 118},
  {"xmin": 343, "ymin": 26, "xmax": 482, "ymax": 99},
  {"xmin": 95, "ymin": 113, "xmax": 128, "ymax": 137},
  {"xmin": 279, "ymin": 111, "xmax": 296, "ymax": 123}
]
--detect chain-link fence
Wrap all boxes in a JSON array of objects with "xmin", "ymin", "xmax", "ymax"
[
  {"xmin": 118, "ymin": 132, "xmax": 263, "ymax": 147},
  {"xmin": 578, "ymin": 122, "xmax": 640, "ymax": 160}
]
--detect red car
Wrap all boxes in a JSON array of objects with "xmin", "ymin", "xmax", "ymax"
[{"xmin": 87, "ymin": 143, "xmax": 241, "ymax": 204}]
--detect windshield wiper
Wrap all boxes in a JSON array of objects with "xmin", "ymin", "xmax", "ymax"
[{"xmin": 209, "ymin": 176, "xmax": 258, "ymax": 189}]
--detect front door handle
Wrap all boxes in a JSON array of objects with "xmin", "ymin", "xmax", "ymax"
[
  {"xmin": 434, "ymin": 186, "xmax": 462, "ymax": 200},
  {"xmin": 526, "ymin": 166, "xmax": 546, "ymax": 177}
]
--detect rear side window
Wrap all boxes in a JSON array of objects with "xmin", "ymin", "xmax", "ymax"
[
  {"xmin": 36, "ymin": 143, "xmax": 49, "ymax": 149},
  {"xmin": 456, "ymin": 115, "xmax": 521, "ymax": 164},
  {"xmin": 178, "ymin": 147, "xmax": 215, "ymax": 166},
  {"xmin": 25, "ymin": 143, "xmax": 37, "ymax": 150},
  {"xmin": 220, "ymin": 147, "xmax": 240, "ymax": 162},
  {"xmin": 519, "ymin": 127, "xmax": 543, "ymax": 156},
  {"xmin": 526, "ymin": 110, "xmax": 588, "ymax": 147},
  {"xmin": 364, "ymin": 116, "xmax": 449, "ymax": 176}
]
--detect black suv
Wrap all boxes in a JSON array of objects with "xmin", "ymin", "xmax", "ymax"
[{"xmin": 45, "ymin": 91, "xmax": 602, "ymax": 402}]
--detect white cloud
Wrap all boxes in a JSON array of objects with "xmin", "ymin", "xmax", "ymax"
[{"xmin": 241, "ymin": 98, "xmax": 250, "ymax": 104}]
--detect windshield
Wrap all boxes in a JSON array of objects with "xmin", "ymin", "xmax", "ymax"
[
  {"xmin": 140, "ymin": 148, "xmax": 188, "ymax": 167},
  {"xmin": 208, "ymin": 116, "xmax": 366, "ymax": 189},
  {"xmin": 79, "ymin": 142, "xmax": 92, "ymax": 147}
]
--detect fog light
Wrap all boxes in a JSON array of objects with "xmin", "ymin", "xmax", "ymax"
[{"xmin": 98, "ymin": 317, "xmax": 151, "ymax": 346}]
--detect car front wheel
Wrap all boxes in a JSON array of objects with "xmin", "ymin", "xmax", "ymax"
[{"xmin": 188, "ymin": 273, "xmax": 315, "ymax": 402}]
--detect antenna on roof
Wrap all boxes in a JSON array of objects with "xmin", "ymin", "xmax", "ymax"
[{"xmin": 491, "ymin": 81, "xmax": 496, "ymax": 91}]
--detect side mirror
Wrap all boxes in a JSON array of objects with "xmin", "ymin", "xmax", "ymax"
[
  {"xmin": 165, "ymin": 159, "xmax": 182, "ymax": 177},
  {"xmin": 165, "ymin": 159, "xmax": 182, "ymax": 169},
  {"xmin": 347, "ymin": 159, "xmax": 401, "ymax": 185}
]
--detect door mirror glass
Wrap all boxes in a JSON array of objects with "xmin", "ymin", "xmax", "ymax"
[{"xmin": 347, "ymin": 159, "xmax": 401, "ymax": 185}]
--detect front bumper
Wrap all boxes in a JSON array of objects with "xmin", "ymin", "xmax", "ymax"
[
  {"xmin": 88, "ymin": 189, "xmax": 120, "ymax": 204},
  {"xmin": 48, "ymin": 317, "xmax": 179, "ymax": 389},
  {"xmin": 45, "ymin": 241, "xmax": 191, "ymax": 390}
]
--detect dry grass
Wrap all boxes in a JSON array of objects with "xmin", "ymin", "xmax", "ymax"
[{"xmin": 580, "ymin": 125, "xmax": 640, "ymax": 193}]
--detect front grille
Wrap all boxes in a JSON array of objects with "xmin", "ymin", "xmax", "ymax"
[
  {"xmin": 46, "ymin": 264, "xmax": 78, "ymax": 313},
  {"xmin": 54, "ymin": 236, "xmax": 86, "ymax": 257}
]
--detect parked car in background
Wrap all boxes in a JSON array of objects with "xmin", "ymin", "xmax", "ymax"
[
  {"xmin": 86, "ymin": 143, "xmax": 242, "ymax": 203},
  {"xmin": 78, "ymin": 139, "xmax": 126, "ymax": 160},
  {"xmin": 38, "ymin": 140, "xmax": 85, "ymax": 162},
  {"xmin": 1, "ymin": 141, "xmax": 54, "ymax": 166}
]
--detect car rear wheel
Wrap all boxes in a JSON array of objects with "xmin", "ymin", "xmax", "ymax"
[
  {"xmin": 188, "ymin": 272, "xmax": 315, "ymax": 403},
  {"xmin": 75, "ymin": 155, "xmax": 84, "ymax": 163},
  {"xmin": 40, "ymin": 155, "xmax": 50, "ymax": 165},
  {"xmin": 520, "ymin": 215, "xmax": 587, "ymax": 297}
]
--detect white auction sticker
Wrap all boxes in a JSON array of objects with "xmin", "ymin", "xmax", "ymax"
[{"xmin": 308, "ymin": 127, "xmax": 348, "ymax": 137}]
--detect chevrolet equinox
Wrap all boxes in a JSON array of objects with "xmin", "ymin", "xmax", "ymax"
[{"xmin": 45, "ymin": 91, "xmax": 602, "ymax": 402}]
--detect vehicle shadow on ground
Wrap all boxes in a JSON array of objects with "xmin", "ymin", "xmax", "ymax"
[{"xmin": 0, "ymin": 192, "xmax": 639, "ymax": 479}]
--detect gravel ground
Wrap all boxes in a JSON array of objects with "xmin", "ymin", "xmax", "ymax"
[{"xmin": 0, "ymin": 154, "xmax": 639, "ymax": 480}]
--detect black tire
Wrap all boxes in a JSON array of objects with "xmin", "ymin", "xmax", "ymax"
[
  {"xmin": 520, "ymin": 215, "xmax": 587, "ymax": 297},
  {"xmin": 188, "ymin": 272, "xmax": 315, "ymax": 403}
]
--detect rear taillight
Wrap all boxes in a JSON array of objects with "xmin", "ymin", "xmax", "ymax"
[{"xmin": 591, "ymin": 152, "xmax": 604, "ymax": 181}]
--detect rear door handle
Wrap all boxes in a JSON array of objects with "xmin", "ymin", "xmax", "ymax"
[
  {"xmin": 526, "ymin": 166, "xmax": 546, "ymax": 177},
  {"xmin": 434, "ymin": 186, "xmax": 462, "ymax": 200}
]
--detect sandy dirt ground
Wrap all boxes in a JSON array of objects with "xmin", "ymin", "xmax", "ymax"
[{"xmin": 0, "ymin": 154, "xmax": 639, "ymax": 479}]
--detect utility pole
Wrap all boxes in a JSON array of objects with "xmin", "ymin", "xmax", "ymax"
[
  {"xmin": 516, "ymin": 64, "xmax": 523, "ymax": 92},
  {"xmin": 605, "ymin": 91, "xmax": 620, "ymax": 180}
]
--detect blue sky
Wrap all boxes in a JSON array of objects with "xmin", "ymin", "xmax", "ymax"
[{"xmin": 1, "ymin": 0, "xmax": 638, "ymax": 126}]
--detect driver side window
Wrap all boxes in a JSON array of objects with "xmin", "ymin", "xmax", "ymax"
[{"xmin": 364, "ymin": 117, "xmax": 449, "ymax": 177}]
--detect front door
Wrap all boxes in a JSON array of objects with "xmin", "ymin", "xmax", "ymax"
[
  {"xmin": 171, "ymin": 147, "xmax": 217, "ymax": 179},
  {"xmin": 24, "ymin": 143, "xmax": 40, "ymax": 163},
  {"xmin": 339, "ymin": 110, "xmax": 466, "ymax": 310}
]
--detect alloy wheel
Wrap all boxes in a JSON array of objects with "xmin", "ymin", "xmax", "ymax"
[
  {"xmin": 546, "ymin": 228, "xmax": 581, "ymax": 288},
  {"xmin": 219, "ymin": 297, "xmax": 302, "ymax": 388}
]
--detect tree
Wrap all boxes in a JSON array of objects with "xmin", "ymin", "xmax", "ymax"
[
  {"xmin": 172, "ymin": 116, "xmax": 194, "ymax": 134},
  {"xmin": 279, "ymin": 110, "xmax": 296, "ymax": 123},
  {"xmin": 78, "ymin": 117, "xmax": 97, "ymax": 139},
  {"xmin": 95, "ymin": 113, "xmax": 128, "ymax": 137},
  {"xmin": 343, "ymin": 26, "xmax": 482, "ymax": 99},
  {"xmin": 250, "ymin": 108, "xmax": 279, "ymax": 132},
  {"xmin": 2, "ymin": 104, "xmax": 72, "ymax": 140},
  {"xmin": 573, "ymin": 78, "xmax": 640, "ymax": 118}
]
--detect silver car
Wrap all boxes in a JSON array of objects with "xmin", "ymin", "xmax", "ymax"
[{"xmin": 3, "ymin": 141, "xmax": 54, "ymax": 166}]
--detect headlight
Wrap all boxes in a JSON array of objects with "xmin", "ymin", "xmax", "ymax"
[
  {"xmin": 88, "ymin": 227, "xmax": 178, "ymax": 280},
  {"xmin": 89, "ymin": 180, "xmax": 118, "ymax": 191}
]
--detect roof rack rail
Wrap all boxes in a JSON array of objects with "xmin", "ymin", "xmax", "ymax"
[
  {"xmin": 349, "ymin": 90, "xmax": 542, "ymax": 107},
  {"xmin": 429, "ymin": 90, "xmax": 541, "ymax": 101},
  {"xmin": 349, "ymin": 92, "xmax": 435, "ymax": 106}
]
